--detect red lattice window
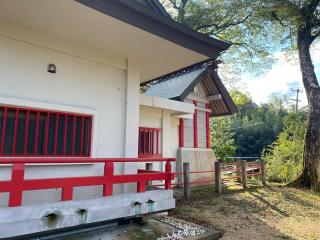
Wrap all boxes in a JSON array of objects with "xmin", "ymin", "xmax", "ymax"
[
  {"xmin": 0, "ymin": 105, "xmax": 92, "ymax": 157},
  {"xmin": 138, "ymin": 127, "xmax": 161, "ymax": 158}
]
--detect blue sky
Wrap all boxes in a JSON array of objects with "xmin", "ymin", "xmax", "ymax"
[{"xmin": 242, "ymin": 44, "xmax": 320, "ymax": 107}]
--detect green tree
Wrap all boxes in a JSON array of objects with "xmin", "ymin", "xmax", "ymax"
[
  {"xmin": 229, "ymin": 90, "xmax": 288, "ymax": 157},
  {"xmin": 264, "ymin": 111, "xmax": 307, "ymax": 183},
  {"xmin": 162, "ymin": 0, "xmax": 277, "ymax": 77},
  {"xmin": 257, "ymin": 0, "xmax": 320, "ymax": 190},
  {"xmin": 210, "ymin": 116, "xmax": 236, "ymax": 162}
]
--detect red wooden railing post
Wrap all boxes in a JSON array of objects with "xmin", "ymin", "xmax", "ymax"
[
  {"xmin": 9, "ymin": 163, "xmax": 25, "ymax": 207},
  {"xmin": 103, "ymin": 162, "xmax": 114, "ymax": 196},
  {"xmin": 137, "ymin": 181, "xmax": 146, "ymax": 192},
  {"xmin": 61, "ymin": 186, "xmax": 73, "ymax": 201},
  {"xmin": 165, "ymin": 160, "xmax": 172, "ymax": 190}
]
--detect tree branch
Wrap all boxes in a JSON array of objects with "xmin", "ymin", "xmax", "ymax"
[
  {"xmin": 168, "ymin": 0, "xmax": 179, "ymax": 10},
  {"xmin": 196, "ymin": 11, "xmax": 252, "ymax": 31},
  {"xmin": 304, "ymin": 0, "xmax": 320, "ymax": 14},
  {"xmin": 311, "ymin": 29, "xmax": 320, "ymax": 41}
]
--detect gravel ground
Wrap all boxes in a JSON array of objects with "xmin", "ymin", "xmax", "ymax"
[{"xmin": 170, "ymin": 184, "xmax": 320, "ymax": 240}]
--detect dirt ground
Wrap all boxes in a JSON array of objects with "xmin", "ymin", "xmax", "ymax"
[{"xmin": 170, "ymin": 183, "xmax": 320, "ymax": 240}]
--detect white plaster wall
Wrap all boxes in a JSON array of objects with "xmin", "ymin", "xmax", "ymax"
[
  {"xmin": 198, "ymin": 110, "xmax": 207, "ymax": 148},
  {"xmin": 184, "ymin": 118, "xmax": 194, "ymax": 148},
  {"xmin": 0, "ymin": 23, "xmax": 141, "ymax": 205},
  {"xmin": 170, "ymin": 117, "xmax": 179, "ymax": 158},
  {"xmin": 139, "ymin": 106, "xmax": 162, "ymax": 129}
]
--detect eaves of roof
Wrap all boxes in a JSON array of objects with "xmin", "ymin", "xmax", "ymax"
[{"xmin": 75, "ymin": 0, "xmax": 230, "ymax": 58}]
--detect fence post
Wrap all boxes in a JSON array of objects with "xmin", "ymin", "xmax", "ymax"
[
  {"xmin": 236, "ymin": 159, "xmax": 242, "ymax": 183},
  {"xmin": 103, "ymin": 162, "xmax": 114, "ymax": 196},
  {"xmin": 241, "ymin": 160, "xmax": 247, "ymax": 189},
  {"xmin": 165, "ymin": 160, "xmax": 172, "ymax": 190},
  {"xmin": 215, "ymin": 161, "xmax": 221, "ymax": 193},
  {"xmin": 260, "ymin": 159, "xmax": 266, "ymax": 186},
  {"xmin": 183, "ymin": 162, "xmax": 190, "ymax": 198},
  {"xmin": 9, "ymin": 163, "xmax": 25, "ymax": 207},
  {"xmin": 146, "ymin": 163, "xmax": 153, "ymax": 190}
]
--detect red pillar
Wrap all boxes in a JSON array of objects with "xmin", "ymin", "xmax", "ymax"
[
  {"xmin": 206, "ymin": 103, "xmax": 211, "ymax": 149},
  {"xmin": 193, "ymin": 100, "xmax": 198, "ymax": 148},
  {"xmin": 179, "ymin": 118, "xmax": 184, "ymax": 147},
  {"xmin": 165, "ymin": 160, "xmax": 172, "ymax": 190}
]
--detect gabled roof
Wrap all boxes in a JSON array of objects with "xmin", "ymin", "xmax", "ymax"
[
  {"xmin": 144, "ymin": 66, "xmax": 209, "ymax": 100},
  {"xmin": 76, "ymin": 0, "xmax": 230, "ymax": 58},
  {"xmin": 143, "ymin": 60, "xmax": 237, "ymax": 117}
]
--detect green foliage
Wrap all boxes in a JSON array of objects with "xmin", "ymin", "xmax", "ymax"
[
  {"xmin": 230, "ymin": 90, "xmax": 288, "ymax": 157},
  {"xmin": 263, "ymin": 111, "xmax": 307, "ymax": 183},
  {"xmin": 210, "ymin": 116, "xmax": 236, "ymax": 162},
  {"xmin": 162, "ymin": 0, "xmax": 282, "ymax": 77}
]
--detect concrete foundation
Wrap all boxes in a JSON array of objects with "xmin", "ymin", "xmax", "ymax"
[
  {"xmin": 0, "ymin": 190, "xmax": 175, "ymax": 238},
  {"xmin": 177, "ymin": 148, "xmax": 216, "ymax": 185}
]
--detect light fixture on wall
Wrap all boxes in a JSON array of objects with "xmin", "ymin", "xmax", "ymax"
[{"xmin": 48, "ymin": 63, "xmax": 56, "ymax": 73}]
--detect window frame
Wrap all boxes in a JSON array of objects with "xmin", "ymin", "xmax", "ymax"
[
  {"xmin": 138, "ymin": 127, "xmax": 161, "ymax": 158},
  {"xmin": 0, "ymin": 105, "xmax": 93, "ymax": 157}
]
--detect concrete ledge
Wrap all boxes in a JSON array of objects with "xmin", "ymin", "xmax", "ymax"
[{"xmin": 0, "ymin": 190, "xmax": 175, "ymax": 238}]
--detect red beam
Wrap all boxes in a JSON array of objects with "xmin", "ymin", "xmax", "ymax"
[
  {"xmin": 206, "ymin": 103, "xmax": 211, "ymax": 148},
  {"xmin": 179, "ymin": 118, "xmax": 184, "ymax": 148},
  {"xmin": 193, "ymin": 100, "xmax": 198, "ymax": 148},
  {"xmin": 0, "ymin": 157, "xmax": 176, "ymax": 164}
]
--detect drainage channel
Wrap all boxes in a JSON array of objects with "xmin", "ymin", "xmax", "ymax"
[{"xmin": 5, "ymin": 216, "xmax": 220, "ymax": 240}]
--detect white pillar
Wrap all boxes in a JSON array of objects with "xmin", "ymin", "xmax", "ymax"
[
  {"xmin": 161, "ymin": 110, "xmax": 171, "ymax": 171},
  {"xmin": 162, "ymin": 110, "xmax": 171, "ymax": 158},
  {"xmin": 122, "ymin": 58, "xmax": 140, "ymax": 193}
]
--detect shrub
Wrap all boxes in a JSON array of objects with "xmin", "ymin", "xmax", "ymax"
[{"xmin": 263, "ymin": 112, "xmax": 306, "ymax": 183}]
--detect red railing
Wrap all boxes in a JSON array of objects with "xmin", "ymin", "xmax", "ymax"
[
  {"xmin": 138, "ymin": 127, "xmax": 161, "ymax": 158},
  {"xmin": 0, "ymin": 157, "xmax": 175, "ymax": 207}
]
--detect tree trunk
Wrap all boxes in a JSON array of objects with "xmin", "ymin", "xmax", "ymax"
[{"xmin": 290, "ymin": 31, "xmax": 320, "ymax": 191}]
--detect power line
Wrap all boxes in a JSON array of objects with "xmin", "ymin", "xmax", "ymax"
[{"xmin": 289, "ymin": 88, "xmax": 303, "ymax": 113}]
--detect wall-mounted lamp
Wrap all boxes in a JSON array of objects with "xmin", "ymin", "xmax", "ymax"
[{"xmin": 48, "ymin": 63, "xmax": 56, "ymax": 74}]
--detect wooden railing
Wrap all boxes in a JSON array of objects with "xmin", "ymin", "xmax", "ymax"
[{"xmin": 0, "ymin": 157, "xmax": 175, "ymax": 207}]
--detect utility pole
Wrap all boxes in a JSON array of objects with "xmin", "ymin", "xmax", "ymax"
[{"xmin": 290, "ymin": 88, "xmax": 303, "ymax": 113}]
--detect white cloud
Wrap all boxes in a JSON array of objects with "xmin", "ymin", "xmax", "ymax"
[{"xmin": 243, "ymin": 43, "xmax": 320, "ymax": 107}]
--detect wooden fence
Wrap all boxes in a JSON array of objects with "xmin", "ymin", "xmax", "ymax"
[{"xmin": 149, "ymin": 159, "xmax": 266, "ymax": 198}]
